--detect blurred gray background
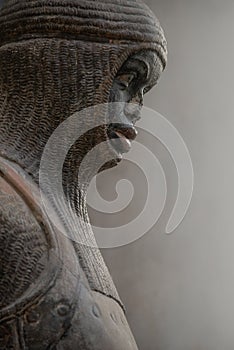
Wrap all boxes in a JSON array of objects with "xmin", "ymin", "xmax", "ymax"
[{"xmin": 91, "ymin": 1, "xmax": 234, "ymax": 349}]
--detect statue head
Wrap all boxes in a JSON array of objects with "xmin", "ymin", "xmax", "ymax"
[{"xmin": 0, "ymin": 0, "xmax": 167, "ymax": 194}]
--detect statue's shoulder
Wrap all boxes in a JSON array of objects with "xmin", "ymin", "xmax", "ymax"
[
  {"xmin": 0, "ymin": 157, "xmax": 62, "ymax": 317},
  {"xmin": 0, "ymin": 158, "xmax": 81, "ymax": 348},
  {"xmin": 0, "ymin": 162, "xmax": 45, "ymax": 236}
]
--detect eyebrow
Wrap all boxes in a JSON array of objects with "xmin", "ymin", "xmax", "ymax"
[
  {"xmin": 147, "ymin": 63, "xmax": 162, "ymax": 90},
  {"xmin": 125, "ymin": 57, "xmax": 150, "ymax": 81},
  {"xmin": 141, "ymin": 57, "xmax": 163, "ymax": 91}
]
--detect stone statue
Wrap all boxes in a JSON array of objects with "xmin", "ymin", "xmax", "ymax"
[{"xmin": 0, "ymin": 0, "xmax": 167, "ymax": 348}]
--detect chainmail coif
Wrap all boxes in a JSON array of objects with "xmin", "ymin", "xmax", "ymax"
[{"xmin": 0, "ymin": 0, "xmax": 167, "ymax": 308}]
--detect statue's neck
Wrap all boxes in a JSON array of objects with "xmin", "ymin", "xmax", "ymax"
[{"xmin": 0, "ymin": 38, "xmax": 115, "ymax": 225}]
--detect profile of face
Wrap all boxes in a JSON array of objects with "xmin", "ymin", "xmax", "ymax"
[
  {"xmin": 68, "ymin": 50, "xmax": 164, "ymax": 181},
  {"xmin": 107, "ymin": 50, "xmax": 163, "ymax": 160}
]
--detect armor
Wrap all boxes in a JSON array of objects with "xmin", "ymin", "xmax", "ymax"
[
  {"xmin": 0, "ymin": 156, "xmax": 138, "ymax": 349},
  {"xmin": 0, "ymin": 0, "xmax": 167, "ymax": 348}
]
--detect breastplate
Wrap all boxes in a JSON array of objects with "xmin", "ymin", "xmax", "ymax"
[{"xmin": 0, "ymin": 157, "xmax": 138, "ymax": 350}]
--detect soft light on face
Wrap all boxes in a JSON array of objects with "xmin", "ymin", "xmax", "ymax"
[{"xmin": 107, "ymin": 50, "xmax": 163, "ymax": 158}]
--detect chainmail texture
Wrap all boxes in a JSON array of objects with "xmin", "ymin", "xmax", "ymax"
[{"xmin": 0, "ymin": 0, "xmax": 167, "ymax": 64}]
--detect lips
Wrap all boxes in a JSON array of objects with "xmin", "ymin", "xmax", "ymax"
[{"xmin": 107, "ymin": 123, "xmax": 138, "ymax": 154}]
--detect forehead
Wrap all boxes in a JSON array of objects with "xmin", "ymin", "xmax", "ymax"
[{"xmin": 130, "ymin": 51, "xmax": 163, "ymax": 72}]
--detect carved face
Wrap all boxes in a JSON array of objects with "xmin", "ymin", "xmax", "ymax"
[
  {"xmin": 107, "ymin": 50, "xmax": 163, "ymax": 160},
  {"xmin": 64, "ymin": 50, "xmax": 164, "ymax": 182}
]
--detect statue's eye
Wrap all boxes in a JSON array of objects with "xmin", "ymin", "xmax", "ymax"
[{"xmin": 116, "ymin": 73, "xmax": 137, "ymax": 90}]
